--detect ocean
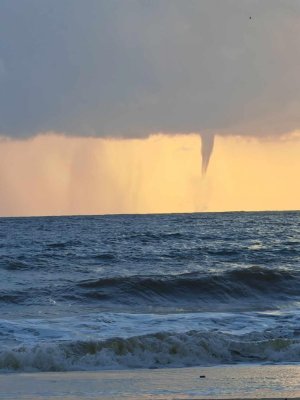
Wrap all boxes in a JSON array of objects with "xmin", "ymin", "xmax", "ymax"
[{"xmin": 1, "ymin": 211, "xmax": 300, "ymax": 398}]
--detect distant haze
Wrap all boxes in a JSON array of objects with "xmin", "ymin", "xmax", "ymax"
[{"xmin": 0, "ymin": 133, "xmax": 299, "ymax": 217}]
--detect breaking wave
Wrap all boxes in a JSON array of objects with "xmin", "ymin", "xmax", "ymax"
[{"xmin": 2, "ymin": 329, "xmax": 300, "ymax": 372}]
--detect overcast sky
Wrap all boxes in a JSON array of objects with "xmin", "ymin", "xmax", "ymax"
[{"xmin": 0, "ymin": 0, "xmax": 299, "ymax": 139}]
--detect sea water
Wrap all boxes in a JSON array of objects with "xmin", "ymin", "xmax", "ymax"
[{"xmin": 0, "ymin": 211, "xmax": 299, "ymax": 372}]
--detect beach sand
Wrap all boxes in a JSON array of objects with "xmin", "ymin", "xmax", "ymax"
[{"xmin": 1, "ymin": 365, "xmax": 300, "ymax": 399}]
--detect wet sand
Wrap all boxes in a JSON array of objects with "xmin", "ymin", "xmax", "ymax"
[{"xmin": 1, "ymin": 364, "xmax": 300, "ymax": 399}]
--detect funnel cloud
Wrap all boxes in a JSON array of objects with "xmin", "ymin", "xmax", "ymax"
[
  {"xmin": 201, "ymin": 135, "xmax": 215, "ymax": 174},
  {"xmin": 0, "ymin": 0, "xmax": 300, "ymax": 167}
]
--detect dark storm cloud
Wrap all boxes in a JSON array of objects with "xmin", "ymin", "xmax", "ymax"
[{"xmin": 0, "ymin": 0, "xmax": 299, "ymax": 139}]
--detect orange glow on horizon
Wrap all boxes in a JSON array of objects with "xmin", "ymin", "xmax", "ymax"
[{"xmin": 0, "ymin": 133, "xmax": 299, "ymax": 217}]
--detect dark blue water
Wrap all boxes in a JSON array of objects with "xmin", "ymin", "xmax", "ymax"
[{"xmin": 0, "ymin": 211, "xmax": 299, "ymax": 371}]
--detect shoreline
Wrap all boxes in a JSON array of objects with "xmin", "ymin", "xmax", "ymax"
[{"xmin": 1, "ymin": 364, "xmax": 300, "ymax": 399}]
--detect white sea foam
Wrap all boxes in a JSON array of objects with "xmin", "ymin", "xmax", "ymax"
[{"xmin": 1, "ymin": 329, "xmax": 300, "ymax": 372}]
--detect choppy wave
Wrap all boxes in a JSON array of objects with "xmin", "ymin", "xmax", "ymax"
[
  {"xmin": 0, "ymin": 257, "xmax": 31, "ymax": 271},
  {"xmin": 2, "ymin": 329, "xmax": 300, "ymax": 372}
]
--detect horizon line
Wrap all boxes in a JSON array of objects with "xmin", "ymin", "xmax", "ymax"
[{"xmin": 1, "ymin": 209, "xmax": 299, "ymax": 219}]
